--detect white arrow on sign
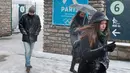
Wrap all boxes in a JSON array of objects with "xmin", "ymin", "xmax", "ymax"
[{"xmin": 112, "ymin": 29, "xmax": 121, "ymax": 36}]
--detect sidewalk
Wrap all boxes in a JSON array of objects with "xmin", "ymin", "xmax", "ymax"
[
  {"xmin": 0, "ymin": 31, "xmax": 130, "ymax": 73},
  {"xmin": 0, "ymin": 30, "xmax": 43, "ymax": 54}
]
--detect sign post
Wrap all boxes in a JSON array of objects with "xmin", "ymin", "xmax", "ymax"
[
  {"xmin": 106, "ymin": 0, "xmax": 130, "ymax": 40},
  {"xmin": 52, "ymin": 0, "xmax": 88, "ymax": 26}
]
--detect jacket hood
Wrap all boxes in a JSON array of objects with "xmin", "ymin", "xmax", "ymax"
[{"xmin": 89, "ymin": 11, "xmax": 109, "ymax": 24}]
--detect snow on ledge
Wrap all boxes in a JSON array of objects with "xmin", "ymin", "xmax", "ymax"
[{"xmin": 108, "ymin": 41, "xmax": 130, "ymax": 47}]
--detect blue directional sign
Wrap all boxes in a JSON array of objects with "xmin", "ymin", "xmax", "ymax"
[
  {"xmin": 52, "ymin": 0, "xmax": 88, "ymax": 26},
  {"xmin": 106, "ymin": 0, "xmax": 130, "ymax": 40}
]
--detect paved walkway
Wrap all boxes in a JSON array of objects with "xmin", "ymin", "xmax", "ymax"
[{"xmin": 0, "ymin": 31, "xmax": 130, "ymax": 73}]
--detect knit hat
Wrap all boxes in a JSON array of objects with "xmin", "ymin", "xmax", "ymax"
[
  {"xmin": 89, "ymin": 11, "xmax": 109, "ymax": 24},
  {"xmin": 28, "ymin": 5, "xmax": 35, "ymax": 13}
]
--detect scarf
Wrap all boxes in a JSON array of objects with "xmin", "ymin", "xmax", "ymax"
[{"xmin": 98, "ymin": 31, "xmax": 106, "ymax": 44}]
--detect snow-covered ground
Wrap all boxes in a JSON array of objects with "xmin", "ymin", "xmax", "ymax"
[
  {"xmin": 0, "ymin": 31, "xmax": 130, "ymax": 73},
  {"xmin": 0, "ymin": 51, "xmax": 130, "ymax": 73},
  {"xmin": 0, "ymin": 51, "xmax": 71, "ymax": 73}
]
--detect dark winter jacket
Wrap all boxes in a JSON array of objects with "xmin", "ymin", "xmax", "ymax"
[
  {"xmin": 78, "ymin": 36, "xmax": 109, "ymax": 73},
  {"xmin": 77, "ymin": 11, "xmax": 116, "ymax": 73},
  {"xmin": 69, "ymin": 16, "xmax": 88, "ymax": 35},
  {"xmin": 78, "ymin": 11, "xmax": 110, "ymax": 73},
  {"xmin": 19, "ymin": 13, "xmax": 41, "ymax": 42}
]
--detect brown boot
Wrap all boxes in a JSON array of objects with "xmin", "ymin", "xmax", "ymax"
[{"xmin": 26, "ymin": 67, "xmax": 30, "ymax": 73}]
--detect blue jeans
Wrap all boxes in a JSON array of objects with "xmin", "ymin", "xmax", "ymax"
[{"xmin": 23, "ymin": 42, "xmax": 35, "ymax": 67}]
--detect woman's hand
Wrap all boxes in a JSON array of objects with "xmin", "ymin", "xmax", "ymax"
[
  {"xmin": 104, "ymin": 41, "xmax": 116, "ymax": 52},
  {"xmin": 75, "ymin": 27, "xmax": 81, "ymax": 33}
]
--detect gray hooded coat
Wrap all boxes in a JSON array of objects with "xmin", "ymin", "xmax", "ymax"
[{"xmin": 78, "ymin": 12, "xmax": 110, "ymax": 73}]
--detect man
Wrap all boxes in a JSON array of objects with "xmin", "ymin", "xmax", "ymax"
[{"xmin": 19, "ymin": 6, "xmax": 41, "ymax": 70}]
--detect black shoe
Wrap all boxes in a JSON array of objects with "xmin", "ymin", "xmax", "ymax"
[{"xmin": 28, "ymin": 66, "xmax": 32, "ymax": 68}]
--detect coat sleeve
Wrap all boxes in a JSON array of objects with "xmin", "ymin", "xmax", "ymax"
[
  {"xmin": 69, "ymin": 19, "xmax": 79, "ymax": 34},
  {"xmin": 19, "ymin": 15, "xmax": 27, "ymax": 35},
  {"xmin": 80, "ymin": 37, "xmax": 105, "ymax": 61},
  {"xmin": 35, "ymin": 15, "xmax": 41, "ymax": 35}
]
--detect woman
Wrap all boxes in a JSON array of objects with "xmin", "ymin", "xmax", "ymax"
[
  {"xmin": 78, "ymin": 12, "xmax": 116, "ymax": 73},
  {"xmin": 69, "ymin": 11, "xmax": 88, "ymax": 45},
  {"xmin": 69, "ymin": 11, "xmax": 88, "ymax": 73}
]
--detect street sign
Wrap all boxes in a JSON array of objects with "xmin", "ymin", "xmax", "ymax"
[
  {"xmin": 52, "ymin": 0, "xmax": 88, "ymax": 26},
  {"xmin": 106, "ymin": 0, "xmax": 130, "ymax": 40},
  {"xmin": 19, "ymin": 4, "xmax": 26, "ymax": 19}
]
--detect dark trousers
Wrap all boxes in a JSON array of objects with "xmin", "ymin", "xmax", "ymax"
[{"xmin": 78, "ymin": 60, "xmax": 106, "ymax": 73}]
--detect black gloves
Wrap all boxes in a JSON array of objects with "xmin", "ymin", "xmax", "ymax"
[
  {"xmin": 81, "ymin": 41, "xmax": 116, "ymax": 61},
  {"xmin": 20, "ymin": 28, "xmax": 27, "ymax": 35},
  {"xmin": 104, "ymin": 41, "xmax": 116, "ymax": 52}
]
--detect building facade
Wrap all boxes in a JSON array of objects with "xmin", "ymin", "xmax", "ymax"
[
  {"xmin": 43, "ymin": 0, "xmax": 105, "ymax": 54},
  {"xmin": 43, "ymin": 0, "xmax": 130, "ymax": 60},
  {"xmin": 0, "ymin": 0, "xmax": 12, "ymax": 36}
]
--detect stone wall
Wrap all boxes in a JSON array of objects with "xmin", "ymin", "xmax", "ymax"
[
  {"xmin": 43, "ymin": 0, "xmax": 71, "ymax": 54},
  {"xmin": 43, "ymin": 0, "xmax": 130, "ymax": 60},
  {"xmin": 43, "ymin": 0, "xmax": 105, "ymax": 55},
  {"xmin": 0, "ymin": 0, "xmax": 12, "ymax": 37},
  {"xmin": 109, "ymin": 46, "xmax": 130, "ymax": 61}
]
